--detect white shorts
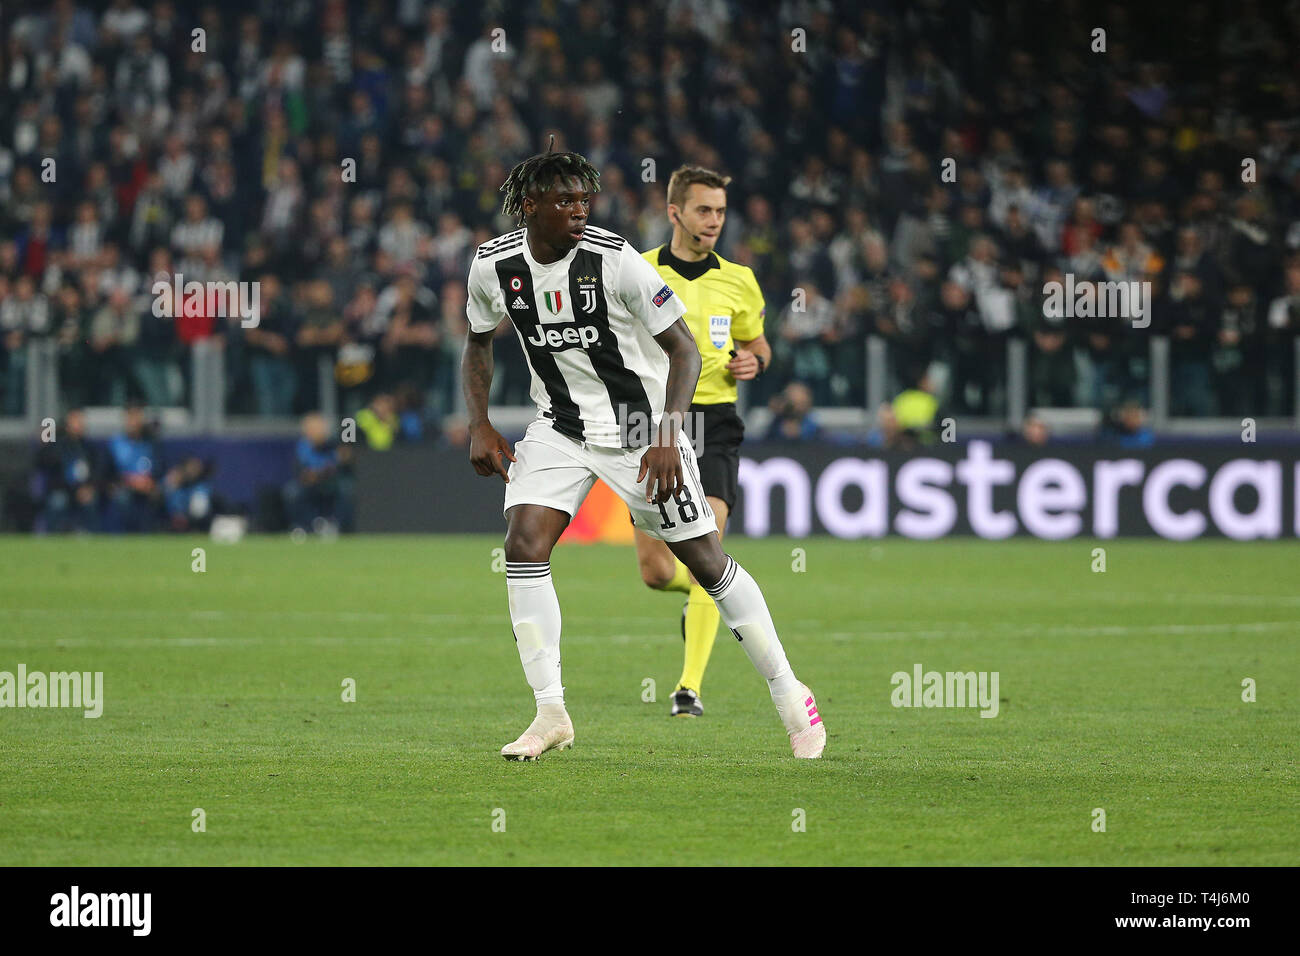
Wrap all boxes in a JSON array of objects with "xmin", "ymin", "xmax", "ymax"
[{"xmin": 503, "ymin": 419, "xmax": 717, "ymax": 542}]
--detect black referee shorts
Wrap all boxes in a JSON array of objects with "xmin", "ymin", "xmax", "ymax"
[{"xmin": 683, "ymin": 402, "xmax": 744, "ymax": 513}]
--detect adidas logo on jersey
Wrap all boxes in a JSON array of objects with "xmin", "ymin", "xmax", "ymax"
[
  {"xmin": 511, "ymin": 295, "xmax": 528, "ymax": 311},
  {"xmin": 526, "ymin": 322, "xmax": 601, "ymax": 351}
]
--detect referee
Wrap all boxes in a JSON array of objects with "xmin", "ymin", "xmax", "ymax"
[{"xmin": 635, "ymin": 165, "xmax": 771, "ymax": 717}]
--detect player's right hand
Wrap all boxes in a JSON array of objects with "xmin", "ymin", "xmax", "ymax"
[
  {"xmin": 469, "ymin": 423, "xmax": 515, "ymax": 482},
  {"xmin": 637, "ymin": 443, "xmax": 683, "ymax": 505}
]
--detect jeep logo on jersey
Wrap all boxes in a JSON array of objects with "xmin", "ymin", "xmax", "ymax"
[
  {"xmin": 542, "ymin": 290, "xmax": 564, "ymax": 314},
  {"xmin": 709, "ymin": 314, "xmax": 731, "ymax": 348},
  {"xmin": 525, "ymin": 322, "xmax": 601, "ymax": 351}
]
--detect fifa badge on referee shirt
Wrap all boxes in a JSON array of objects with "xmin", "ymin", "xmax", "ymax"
[{"xmin": 709, "ymin": 314, "xmax": 731, "ymax": 348}]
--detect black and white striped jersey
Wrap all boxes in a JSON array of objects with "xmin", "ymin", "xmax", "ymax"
[{"xmin": 467, "ymin": 224, "xmax": 687, "ymax": 448}]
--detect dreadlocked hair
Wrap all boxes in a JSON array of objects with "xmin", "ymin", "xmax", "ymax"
[{"xmin": 500, "ymin": 151, "xmax": 601, "ymax": 224}]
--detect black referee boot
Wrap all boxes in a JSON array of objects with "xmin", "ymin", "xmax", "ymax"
[{"xmin": 671, "ymin": 687, "xmax": 704, "ymax": 717}]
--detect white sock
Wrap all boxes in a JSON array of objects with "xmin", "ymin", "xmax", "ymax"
[
  {"xmin": 506, "ymin": 561, "xmax": 564, "ymax": 707},
  {"xmin": 703, "ymin": 555, "xmax": 799, "ymax": 698}
]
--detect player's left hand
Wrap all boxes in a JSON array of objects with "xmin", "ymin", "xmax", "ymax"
[
  {"xmin": 727, "ymin": 349, "xmax": 760, "ymax": 380},
  {"xmin": 637, "ymin": 443, "xmax": 683, "ymax": 505}
]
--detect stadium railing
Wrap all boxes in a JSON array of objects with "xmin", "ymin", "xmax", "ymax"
[{"xmin": 2, "ymin": 335, "xmax": 1298, "ymax": 440}]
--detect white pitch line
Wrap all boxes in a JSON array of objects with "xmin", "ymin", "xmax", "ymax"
[
  {"xmin": 2, "ymin": 620, "xmax": 1295, "ymax": 649},
  {"xmin": 2, "ymin": 607, "xmax": 675, "ymax": 626}
]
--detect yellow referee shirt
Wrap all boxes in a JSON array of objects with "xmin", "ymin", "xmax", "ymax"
[{"xmin": 643, "ymin": 245, "xmax": 766, "ymax": 405}]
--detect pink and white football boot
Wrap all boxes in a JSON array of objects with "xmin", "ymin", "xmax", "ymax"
[
  {"xmin": 500, "ymin": 702, "xmax": 575, "ymax": 761},
  {"xmin": 774, "ymin": 683, "xmax": 826, "ymax": 758}
]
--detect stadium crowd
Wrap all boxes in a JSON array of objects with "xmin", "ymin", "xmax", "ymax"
[
  {"xmin": 17, "ymin": 402, "xmax": 355, "ymax": 533},
  {"xmin": 2, "ymin": 0, "xmax": 1300, "ymax": 435}
]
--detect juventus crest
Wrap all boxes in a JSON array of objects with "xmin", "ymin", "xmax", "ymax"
[{"xmin": 576, "ymin": 273, "xmax": 600, "ymax": 315}]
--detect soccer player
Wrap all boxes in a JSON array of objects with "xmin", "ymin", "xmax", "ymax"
[
  {"xmin": 635, "ymin": 165, "xmax": 772, "ymax": 718},
  {"xmin": 462, "ymin": 149, "xmax": 825, "ymax": 760}
]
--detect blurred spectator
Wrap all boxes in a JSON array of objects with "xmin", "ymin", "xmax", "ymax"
[
  {"xmin": 764, "ymin": 382, "xmax": 820, "ymax": 441},
  {"xmin": 33, "ymin": 407, "xmax": 104, "ymax": 533},
  {"xmin": 1165, "ymin": 271, "xmax": 1217, "ymax": 417},
  {"xmin": 866, "ymin": 402, "xmax": 901, "ymax": 449},
  {"xmin": 1098, "ymin": 401, "xmax": 1155, "ymax": 448},
  {"xmin": 88, "ymin": 286, "xmax": 141, "ymax": 405},
  {"xmin": 891, "ymin": 371, "xmax": 941, "ymax": 445},
  {"xmin": 394, "ymin": 382, "xmax": 427, "ymax": 440},
  {"xmin": 774, "ymin": 282, "xmax": 836, "ymax": 404},
  {"xmin": 1029, "ymin": 265, "xmax": 1075, "ymax": 407},
  {"xmin": 282, "ymin": 412, "xmax": 354, "ymax": 534},
  {"xmin": 1101, "ymin": 222, "xmax": 1164, "ymax": 284},
  {"xmin": 244, "ymin": 273, "xmax": 296, "ymax": 415},
  {"xmin": 106, "ymin": 403, "xmax": 162, "ymax": 531},
  {"xmin": 1016, "ymin": 414, "xmax": 1051, "ymax": 447},
  {"xmin": 356, "ymin": 392, "xmax": 399, "ymax": 449},
  {"xmin": 1, "ymin": 274, "xmax": 51, "ymax": 414},
  {"xmin": 163, "ymin": 456, "xmax": 220, "ymax": 532},
  {"xmin": 1266, "ymin": 263, "xmax": 1300, "ymax": 412},
  {"xmin": 1215, "ymin": 283, "xmax": 1264, "ymax": 416}
]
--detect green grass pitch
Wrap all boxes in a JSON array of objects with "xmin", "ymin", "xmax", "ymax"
[{"xmin": 0, "ymin": 535, "xmax": 1295, "ymax": 866}]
